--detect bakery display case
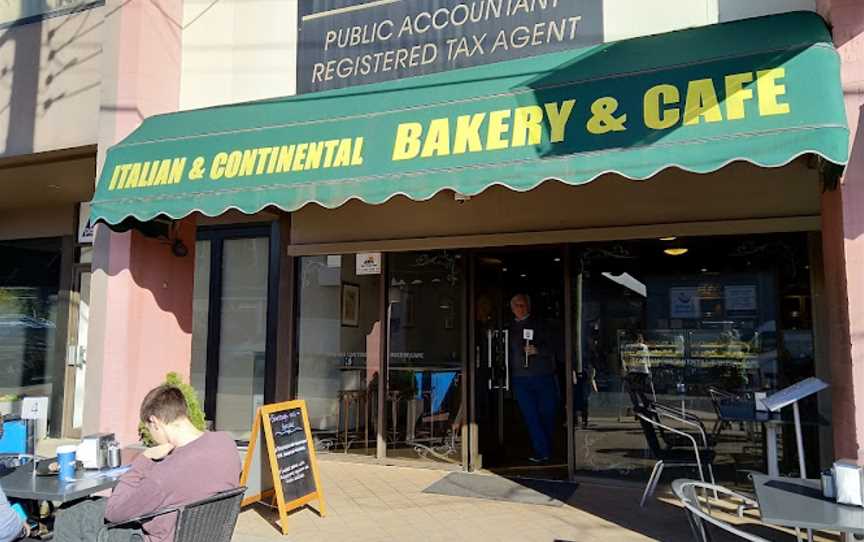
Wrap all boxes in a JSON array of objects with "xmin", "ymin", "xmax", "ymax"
[
  {"xmin": 618, "ymin": 328, "xmax": 763, "ymax": 394},
  {"xmin": 687, "ymin": 330, "xmax": 759, "ymax": 369},
  {"xmin": 617, "ymin": 330, "xmax": 685, "ymax": 372}
]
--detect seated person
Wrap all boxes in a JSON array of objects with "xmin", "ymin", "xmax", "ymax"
[
  {"xmin": 0, "ymin": 487, "xmax": 28, "ymax": 542},
  {"xmin": 54, "ymin": 385, "xmax": 241, "ymax": 542}
]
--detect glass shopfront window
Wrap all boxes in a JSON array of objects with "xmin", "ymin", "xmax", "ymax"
[
  {"xmin": 296, "ymin": 254, "xmax": 381, "ymax": 455},
  {"xmin": 571, "ymin": 233, "xmax": 824, "ymax": 484},
  {"xmin": 0, "ymin": 238, "xmax": 62, "ymax": 424},
  {"xmin": 190, "ymin": 240, "xmax": 210, "ymax": 403},
  {"xmin": 387, "ymin": 251, "xmax": 465, "ymax": 463},
  {"xmin": 215, "ymin": 238, "xmax": 269, "ymax": 437}
]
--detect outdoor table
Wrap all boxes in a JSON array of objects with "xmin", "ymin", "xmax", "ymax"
[
  {"xmin": 718, "ymin": 406, "xmax": 828, "ymax": 477},
  {"xmin": 752, "ymin": 474, "xmax": 864, "ymax": 538},
  {"xmin": 0, "ymin": 461, "xmax": 126, "ymax": 503}
]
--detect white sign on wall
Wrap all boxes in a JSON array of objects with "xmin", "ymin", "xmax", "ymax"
[
  {"xmin": 356, "ymin": 253, "xmax": 382, "ymax": 275},
  {"xmin": 669, "ymin": 287, "xmax": 700, "ymax": 319},
  {"xmin": 78, "ymin": 202, "xmax": 95, "ymax": 244},
  {"xmin": 725, "ymin": 285, "xmax": 757, "ymax": 311}
]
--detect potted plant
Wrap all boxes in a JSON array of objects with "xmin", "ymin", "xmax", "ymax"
[{"xmin": 138, "ymin": 372, "xmax": 206, "ymax": 447}]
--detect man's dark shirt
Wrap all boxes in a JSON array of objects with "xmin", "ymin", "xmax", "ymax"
[{"xmin": 509, "ymin": 316, "xmax": 558, "ymax": 378}]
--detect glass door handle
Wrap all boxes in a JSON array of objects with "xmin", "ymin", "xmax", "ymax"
[
  {"xmin": 486, "ymin": 330, "xmax": 493, "ymax": 390},
  {"xmin": 503, "ymin": 329, "xmax": 510, "ymax": 391}
]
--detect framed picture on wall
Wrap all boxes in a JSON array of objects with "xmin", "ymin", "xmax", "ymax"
[{"xmin": 341, "ymin": 283, "xmax": 360, "ymax": 327}]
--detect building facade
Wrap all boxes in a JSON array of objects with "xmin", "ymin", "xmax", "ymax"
[
  {"xmin": 4, "ymin": 0, "xmax": 864, "ymax": 486},
  {"xmin": 0, "ymin": 0, "xmax": 102, "ymax": 438}
]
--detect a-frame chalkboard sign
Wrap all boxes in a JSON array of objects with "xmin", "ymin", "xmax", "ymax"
[{"xmin": 240, "ymin": 400, "xmax": 326, "ymax": 535}]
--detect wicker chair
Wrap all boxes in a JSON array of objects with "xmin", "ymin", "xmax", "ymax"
[{"xmin": 96, "ymin": 486, "xmax": 246, "ymax": 542}]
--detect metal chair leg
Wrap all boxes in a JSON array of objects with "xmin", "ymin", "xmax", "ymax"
[
  {"xmin": 708, "ymin": 464, "xmax": 718, "ymax": 499},
  {"xmin": 364, "ymin": 393, "xmax": 369, "ymax": 452},
  {"xmin": 684, "ymin": 509, "xmax": 710, "ymax": 542},
  {"xmin": 391, "ymin": 397, "xmax": 398, "ymax": 443},
  {"xmin": 648, "ymin": 461, "xmax": 665, "ymax": 502},
  {"xmin": 641, "ymin": 460, "xmax": 664, "ymax": 507},
  {"xmin": 342, "ymin": 394, "xmax": 349, "ymax": 452}
]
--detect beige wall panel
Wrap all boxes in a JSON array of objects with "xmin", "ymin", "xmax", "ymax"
[
  {"xmin": 180, "ymin": 0, "xmax": 298, "ymax": 109},
  {"xmin": 0, "ymin": 7, "xmax": 102, "ymax": 158},
  {"xmin": 291, "ymin": 161, "xmax": 820, "ymax": 246},
  {"xmin": 0, "ymin": 205, "xmax": 74, "ymax": 239},
  {"xmin": 602, "ymin": 0, "xmax": 816, "ymax": 42},
  {"xmin": 716, "ymin": 0, "xmax": 816, "ymax": 22}
]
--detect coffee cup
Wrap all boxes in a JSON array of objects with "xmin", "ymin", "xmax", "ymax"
[{"xmin": 56, "ymin": 445, "xmax": 77, "ymax": 482}]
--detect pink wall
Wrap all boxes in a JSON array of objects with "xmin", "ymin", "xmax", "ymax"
[
  {"xmin": 818, "ymin": 0, "xmax": 864, "ymax": 463},
  {"xmin": 84, "ymin": 0, "xmax": 191, "ymax": 445}
]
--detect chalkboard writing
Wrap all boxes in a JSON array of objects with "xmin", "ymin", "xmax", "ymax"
[
  {"xmin": 269, "ymin": 409, "xmax": 316, "ymax": 502},
  {"xmin": 241, "ymin": 401, "xmax": 326, "ymax": 535}
]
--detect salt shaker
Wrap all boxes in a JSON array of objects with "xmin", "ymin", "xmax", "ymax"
[{"xmin": 107, "ymin": 441, "xmax": 121, "ymax": 468}]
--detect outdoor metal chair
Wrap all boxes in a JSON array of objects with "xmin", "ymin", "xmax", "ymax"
[
  {"xmin": 96, "ymin": 486, "xmax": 246, "ymax": 542},
  {"xmin": 708, "ymin": 387, "xmax": 760, "ymax": 441},
  {"xmin": 671, "ymin": 479, "xmax": 769, "ymax": 542},
  {"xmin": 635, "ymin": 405, "xmax": 717, "ymax": 507}
]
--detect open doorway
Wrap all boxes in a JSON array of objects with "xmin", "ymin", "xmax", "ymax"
[{"xmin": 473, "ymin": 247, "xmax": 568, "ymax": 479}]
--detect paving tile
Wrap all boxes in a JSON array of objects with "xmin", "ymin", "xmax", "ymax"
[{"xmin": 235, "ymin": 458, "xmax": 806, "ymax": 542}]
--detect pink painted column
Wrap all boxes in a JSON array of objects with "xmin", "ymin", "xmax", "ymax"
[
  {"xmin": 83, "ymin": 0, "xmax": 192, "ymax": 445},
  {"xmin": 818, "ymin": 0, "xmax": 864, "ymax": 464}
]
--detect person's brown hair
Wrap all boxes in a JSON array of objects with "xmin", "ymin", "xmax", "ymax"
[{"xmin": 139, "ymin": 385, "xmax": 189, "ymax": 424}]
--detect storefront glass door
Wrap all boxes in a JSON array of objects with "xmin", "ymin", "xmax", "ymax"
[
  {"xmin": 471, "ymin": 247, "xmax": 569, "ymax": 478},
  {"xmin": 70, "ymin": 270, "xmax": 90, "ymax": 434}
]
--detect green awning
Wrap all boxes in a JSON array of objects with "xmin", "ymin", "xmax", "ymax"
[{"xmin": 91, "ymin": 11, "xmax": 848, "ymax": 224}]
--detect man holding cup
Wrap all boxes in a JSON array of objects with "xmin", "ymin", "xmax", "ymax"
[{"xmin": 508, "ymin": 294, "xmax": 560, "ymax": 463}]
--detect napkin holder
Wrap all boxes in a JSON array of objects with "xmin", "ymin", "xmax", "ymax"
[{"xmin": 834, "ymin": 459, "xmax": 864, "ymax": 507}]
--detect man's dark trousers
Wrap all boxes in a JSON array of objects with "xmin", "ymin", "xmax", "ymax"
[
  {"xmin": 53, "ymin": 498, "xmax": 142, "ymax": 542},
  {"xmin": 512, "ymin": 374, "xmax": 558, "ymax": 459}
]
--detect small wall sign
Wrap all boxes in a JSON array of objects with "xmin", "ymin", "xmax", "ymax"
[
  {"xmin": 356, "ymin": 252, "xmax": 382, "ymax": 275},
  {"xmin": 78, "ymin": 202, "xmax": 95, "ymax": 244}
]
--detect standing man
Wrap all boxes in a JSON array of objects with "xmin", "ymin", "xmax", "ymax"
[{"xmin": 509, "ymin": 294, "xmax": 560, "ymax": 463}]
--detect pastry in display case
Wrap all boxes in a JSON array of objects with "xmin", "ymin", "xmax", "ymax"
[
  {"xmin": 618, "ymin": 328, "xmax": 765, "ymax": 394},
  {"xmin": 687, "ymin": 329, "xmax": 759, "ymax": 370},
  {"xmin": 617, "ymin": 330, "xmax": 686, "ymax": 372}
]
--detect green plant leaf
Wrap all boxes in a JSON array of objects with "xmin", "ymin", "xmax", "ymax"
[{"xmin": 139, "ymin": 372, "xmax": 207, "ymax": 447}]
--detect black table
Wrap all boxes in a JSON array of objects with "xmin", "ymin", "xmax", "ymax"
[
  {"xmin": 0, "ymin": 462, "xmax": 125, "ymax": 503},
  {"xmin": 752, "ymin": 474, "xmax": 864, "ymax": 536}
]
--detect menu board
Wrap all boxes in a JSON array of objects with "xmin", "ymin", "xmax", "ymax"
[
  {"xmin": 269, "ymin": 408, "xmax": 316, "ymax": 502},
  {"xmin": 762, "ymin": 377, "xmax": 828, "ymax": 412},
  {"xmin": 240, "ymin": 401, "xmax": 326, "ymax": 535}
]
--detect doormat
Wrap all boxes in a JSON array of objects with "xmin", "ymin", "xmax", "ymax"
[{"xmin": 422, "ymin": 472, "xmax": 578, "ymax": 507}]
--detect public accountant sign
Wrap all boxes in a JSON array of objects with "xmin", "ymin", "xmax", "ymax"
[{"xmin": 297, "ymin": 0, "xmax": 603, "ymax": 93}]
